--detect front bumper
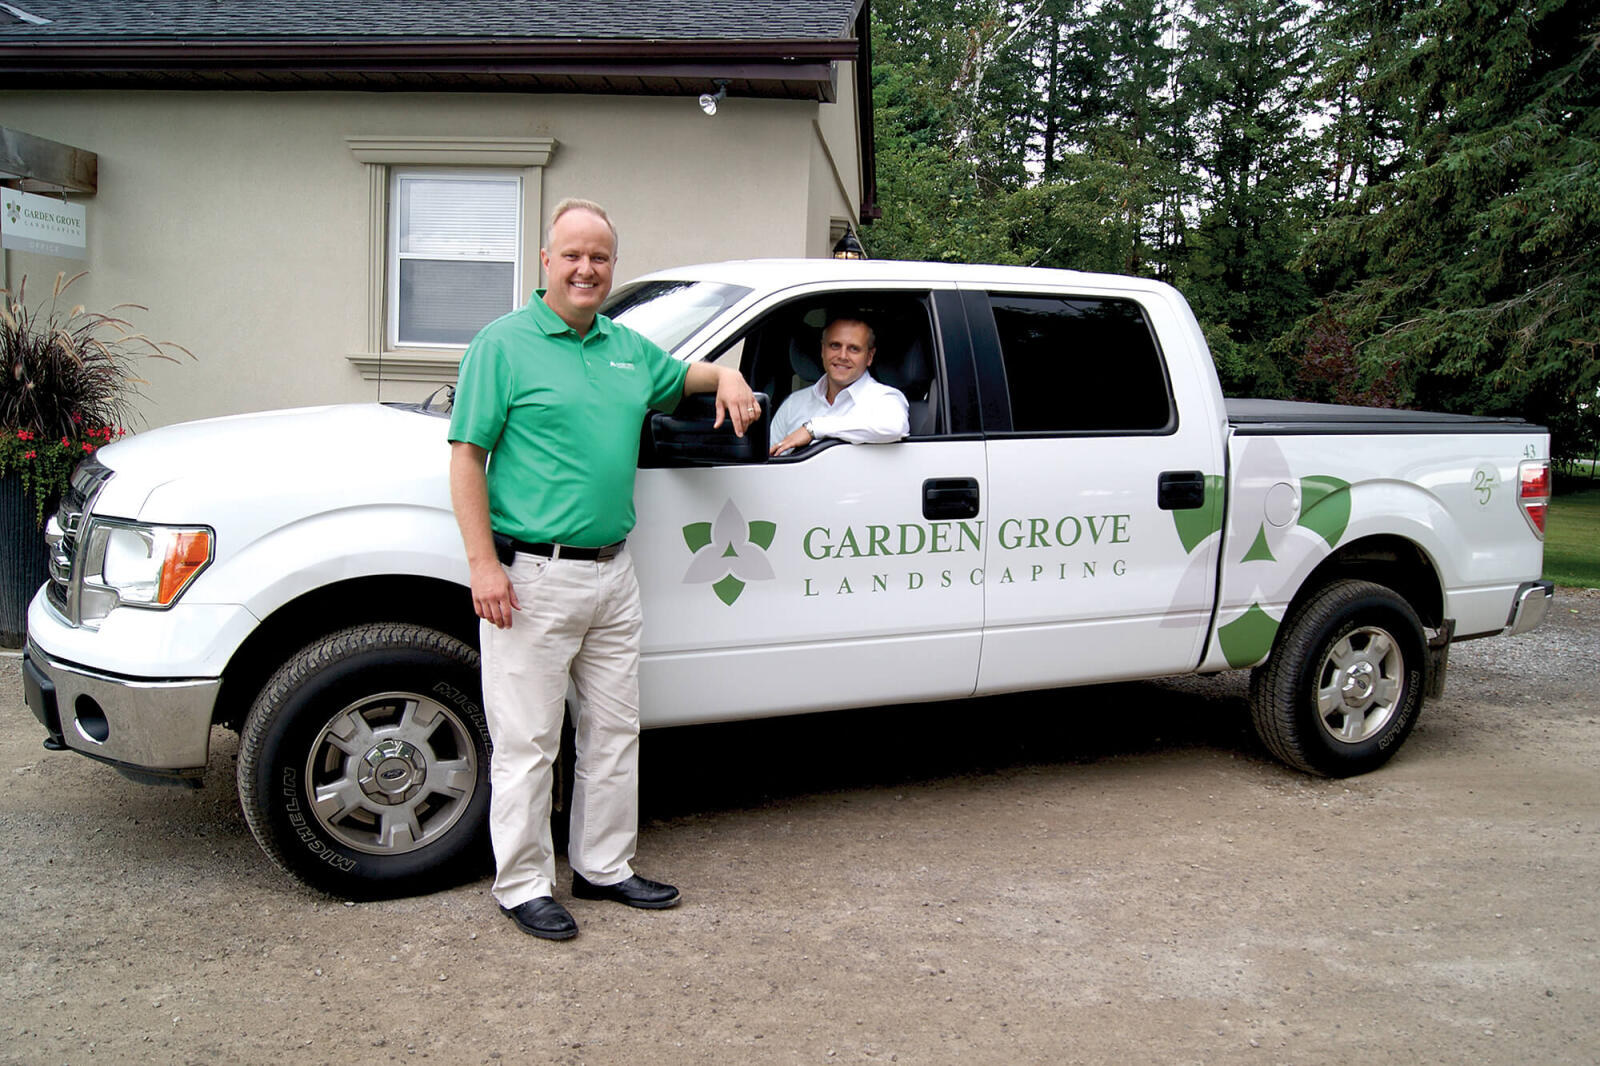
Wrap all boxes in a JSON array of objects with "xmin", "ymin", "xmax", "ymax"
[{"xmin": 23, "ymin": 639, "xmax": 219, "ymax": 785}]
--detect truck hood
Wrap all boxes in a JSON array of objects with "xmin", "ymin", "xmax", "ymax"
[{"xmin": 90, "ymin": 404, "xmax": 451, "ymax": 522}]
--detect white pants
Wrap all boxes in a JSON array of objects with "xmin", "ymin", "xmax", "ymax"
[{"xmin": 480, "ymin": 548, "xmax": 642, "ymax": 908}]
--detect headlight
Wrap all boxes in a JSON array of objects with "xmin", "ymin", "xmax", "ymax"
[{"xmin": 78, "ymin": 520, "xmax": 214, "ymax": 624}]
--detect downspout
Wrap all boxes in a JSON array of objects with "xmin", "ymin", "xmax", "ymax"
[{"xmin": 853, "ymin": 0, "xmax": 880, "ymax": 224}]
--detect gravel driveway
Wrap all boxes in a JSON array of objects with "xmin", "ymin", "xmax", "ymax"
[{"xmin": 3, "ymin": 588, "xmax": 1597, "ymax": 1064}]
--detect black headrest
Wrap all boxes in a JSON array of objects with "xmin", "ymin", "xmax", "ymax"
[
  {"xmin": 789, "ymin": 326, "xmax": 823, "ymax": 383},
  {"xmin": 872, "ymin": 335, "xmax": 931, "ymax": 400}
]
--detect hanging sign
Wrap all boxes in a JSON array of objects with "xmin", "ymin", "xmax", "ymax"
[{"xmin": 2, "ymin": 188, "xmax": 86, "ymax": 259}]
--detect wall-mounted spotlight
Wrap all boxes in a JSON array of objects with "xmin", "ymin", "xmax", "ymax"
[
  {"xmin": 699, "ymin": 80, "xmax": 729, "ymax": 116},
  {"xmin": 832, "ymin": 230, "xmax": 867, "ymax": 259}
]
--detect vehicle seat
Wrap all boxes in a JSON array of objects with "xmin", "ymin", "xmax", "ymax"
[
  {"xmin": 788, "ymin": 324, "xmax": 823, "ymax": 393},
  {"xmin": 872, "ymin": 333, "xmax": 936, "ymax": 436}
]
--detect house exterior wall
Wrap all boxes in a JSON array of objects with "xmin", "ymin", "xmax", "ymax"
[
  {"xmin": 810, "ymin": 59, "xmax": 865, "ymax": 257},
  {"xmin": 3, "ymin": 85, "xmax": 864, "ymax": 428}
]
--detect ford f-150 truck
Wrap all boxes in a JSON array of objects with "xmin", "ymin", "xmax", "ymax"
[{"xmin": 21, "ymin": 260, "xmax": 1554, "ymax": 898}]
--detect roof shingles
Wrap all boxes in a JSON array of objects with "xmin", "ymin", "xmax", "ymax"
[{"xmin": 0, "ymin": 0, "xmax": 862, "ymax": 40}]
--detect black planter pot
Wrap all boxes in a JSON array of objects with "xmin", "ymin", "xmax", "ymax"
[{"xmin": 1, "ymin": 473, "xmax": 55, "ymax": 648}]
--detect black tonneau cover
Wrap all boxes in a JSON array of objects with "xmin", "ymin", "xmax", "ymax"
[{"xmin": 1226, "ymin": 398, "xmax": 1539, "ymax": 436}]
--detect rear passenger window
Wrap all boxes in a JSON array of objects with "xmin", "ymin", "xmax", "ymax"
[{"xmin": 989, "ymin": 294, "xmax": 1173, "ymax": 434}]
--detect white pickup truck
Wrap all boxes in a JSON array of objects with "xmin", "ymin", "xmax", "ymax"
[{"xmin": 22, "ymin": 260, "xmax": 1554, "ymax": 898}]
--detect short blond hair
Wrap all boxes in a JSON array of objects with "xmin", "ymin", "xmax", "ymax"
[{"xmin": 546, "ymin": 197, "xmax": 618, "ymax": 255}]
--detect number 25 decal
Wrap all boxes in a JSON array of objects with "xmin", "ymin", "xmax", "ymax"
[{"xmin": 1473, "ymin": 468, "xmax": 1496, "ymax": 505}]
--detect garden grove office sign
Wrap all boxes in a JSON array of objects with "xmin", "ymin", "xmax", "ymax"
[{"xmin": 1, "ymin": 188, "xmax": 87, "ymax": 260}]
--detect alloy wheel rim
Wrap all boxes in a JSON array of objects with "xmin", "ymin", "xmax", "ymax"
[
  {"xmin": 304, "ymin": 691, "xmax": 478, "ymax": 855},
  {"xmin": 1314, "ymin": 625, "xmax": 1405, "ymax": 745}
]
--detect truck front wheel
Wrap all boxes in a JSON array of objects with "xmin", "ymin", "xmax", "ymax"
[
  {"xmin": 1249, "ymin": 579, "xmax": 1426, "ymax": 777},
  {"xmin": 237, "ymin": 623, "xmax": 491, "ymax": 899}
]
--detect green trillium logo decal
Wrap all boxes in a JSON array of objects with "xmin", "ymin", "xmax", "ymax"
[
  {"xmin": 5, "ymin": 199, "xmax": 19, "ymax": 226},
  {"xmin": 1167, "ymin": 440, "xmax": 1357, "ymax": 669},
  {"xmin": 1214, "ymin": 471, "xmax": 1354, "ymax": 668},
  {"xmin": 682, "ymin": 499, "xmax": 777, "ymax": 606}
]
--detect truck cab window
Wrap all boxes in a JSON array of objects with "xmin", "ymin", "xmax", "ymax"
[
  {"xmin": 713, "ymin": 292, "xmax": 942, "ymax": 437},
  {"xmin": 989, "ymin": 294, "xmax": 1174, "ymax": 434}
]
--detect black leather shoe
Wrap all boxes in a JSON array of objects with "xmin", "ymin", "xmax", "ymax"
[
  {"xmin": 500, "ymin": 896, "xmax": 578, "ymax": 940},
  {"xmin": 572, "ymin": 872, "xmax": 681, "ymax": 909}
]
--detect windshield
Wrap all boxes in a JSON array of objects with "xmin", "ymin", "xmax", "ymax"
[{"xmin": 603, "ymin": 280, "xmax": 751, "ymax": 353}]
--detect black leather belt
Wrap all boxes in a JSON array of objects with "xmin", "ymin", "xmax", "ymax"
[{"xmin": 495, "ymin": 533, "xmax": 625, "ymax": 564}]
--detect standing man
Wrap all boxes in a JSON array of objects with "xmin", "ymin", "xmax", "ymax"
[
  {"xmin": 449, "ymin": 198, "xmax": 759, "ymax": 941},
  {"xmin": 768, "ymin": 317, "xmax": 909, "ymax": 456}
]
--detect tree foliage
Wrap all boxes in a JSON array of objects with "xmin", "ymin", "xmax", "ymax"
[
  {"xmin": 1302, "ymin": 0, "xmax": 1600, "ymax": 457},
  {"xmin": 868, "ymin": 0, "xmax": 1600, "ymax": 459}
]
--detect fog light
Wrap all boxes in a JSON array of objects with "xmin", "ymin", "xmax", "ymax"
[{"xmin": 74, "ymin": 694, "xmax": 109, "ymax": 743}]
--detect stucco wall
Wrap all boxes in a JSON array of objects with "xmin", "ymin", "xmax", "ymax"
[
  {"xmin": 3, "ymin": 87, "xmax": 861, "ymax": 428},
  {"xmin": 810, "ymin": 59, "xmax": 865, "ymax": 257}
]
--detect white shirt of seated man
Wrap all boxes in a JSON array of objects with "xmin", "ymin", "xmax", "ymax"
[{"xmin": 769, "ymin": 318, "xmax": 911, "ymax": 456}]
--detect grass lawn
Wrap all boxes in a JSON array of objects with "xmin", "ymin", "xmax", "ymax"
[{"xmin": 1544, "ymin": 483, "xmax": 1600, "ymax": 589}]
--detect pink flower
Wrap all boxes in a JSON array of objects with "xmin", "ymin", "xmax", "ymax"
[{"xmin": 23, "ymin": 450, "xmax": 36, "ymax": 459}]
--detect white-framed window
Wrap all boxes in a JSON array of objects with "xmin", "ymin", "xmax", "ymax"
[
  {"xmin": 346, "ymin": 135, "xmax": 555, "ymax": 381},
  {"xmin": 387, "ymin": 169, "xmax": 522, "ymax": 348}
]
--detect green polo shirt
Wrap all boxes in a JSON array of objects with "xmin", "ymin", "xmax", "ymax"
[{"xmin": 449, "ymin": 291, "xmax": 688, "ymax": 546}]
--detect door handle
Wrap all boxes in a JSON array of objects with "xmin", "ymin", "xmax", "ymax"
[
  {"xmin": 1158, "ymin": 470, "xmax": 1207, "ymax": 510},
  {"xmin": 923, "ymin": 477, "xmax": 980, "ymax": 520}
]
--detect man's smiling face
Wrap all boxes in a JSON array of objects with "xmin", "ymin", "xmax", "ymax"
[
  {"xmin": 540, "ymin": 208, "xmax": 616, "ymax": 332},
  {"xmin": 820, "ymin": 318, "xmax": 875, "ymax": 401}
]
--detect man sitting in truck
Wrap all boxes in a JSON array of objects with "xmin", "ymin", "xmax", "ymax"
[{"xmin": 768, "ymin": 316, "xmax": 910, "ymax": 456}]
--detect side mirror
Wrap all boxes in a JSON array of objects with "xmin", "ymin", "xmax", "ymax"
[{"xmin": 647, "ymin": 391, "xmax": 770, "ymax": 465}]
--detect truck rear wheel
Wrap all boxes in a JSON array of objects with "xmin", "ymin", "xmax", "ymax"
[
  {"xmin": 237, "ymin": 623, "xmax": 491, "ymax": 899},
  {"xmin": 1249, "ymin": 579, "xmax": 1426, "ymax": 777}
]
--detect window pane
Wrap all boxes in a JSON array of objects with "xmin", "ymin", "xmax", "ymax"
[
  {"xmin": 398, "ymin": 259, "xmax": 514, "ymax": 346},
  {"xmin": 990, "ymin": 295, "xmax": 1173, "ymax": 433},
  {"xmin": 398, "ymin": 176, "xmax": 518, "ymax": 259}
]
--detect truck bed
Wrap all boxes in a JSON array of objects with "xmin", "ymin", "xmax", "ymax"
[{"xmin": 1226, "ymin": 398, "xmax": 1537, "ymax": 435}]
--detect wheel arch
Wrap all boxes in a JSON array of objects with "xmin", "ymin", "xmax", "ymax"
[
  {"xmin": 1285, "ymin": 534, "xmax": 1444, "ymax": 633},
  {"xmin": 213, "ymin": 575, "xmax": 478, "ymax": 732}
]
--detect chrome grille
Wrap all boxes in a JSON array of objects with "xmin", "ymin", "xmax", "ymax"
[{"xmin": 44, "ymin": 457, "xmax": 113, "ymax": 622}]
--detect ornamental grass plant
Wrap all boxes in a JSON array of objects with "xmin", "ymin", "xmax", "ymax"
[{"xmin": 0, "ymin": 270, "xmax": 193, "ymax": 524}]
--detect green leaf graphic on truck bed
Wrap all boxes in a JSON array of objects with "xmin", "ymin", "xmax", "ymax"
[
  {"xmin": 1218, "ymin": 603, "xmax": 1279, "ymax": 668},
  {"xmin": 1242, "ymin": 523, "xmax": 1275, "ymax": 563},
  {"xmin": 1171, "ymin": 474, "xmax": 1226, "ymax": 554},
  {"xmin": 1297, "ymin": 476, "xmax": 1352, "ymax": 547}
]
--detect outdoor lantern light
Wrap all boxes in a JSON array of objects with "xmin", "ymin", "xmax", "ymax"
[
  {"xmin": 832, "ymin": 230, "xmax": 867, "ymax": 259},
  {"xmin": 699, "ymin": 80, "xmax": 729, "ymax": 116}
]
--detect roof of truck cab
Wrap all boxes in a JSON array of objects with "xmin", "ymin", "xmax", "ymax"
[{"xmin": 630, "ymin": 259, "xmax": 1181, "ymax": 297}]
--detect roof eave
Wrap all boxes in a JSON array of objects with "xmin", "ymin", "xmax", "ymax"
[{"xmin": 0, "ymin": 36, "xmax": 857, "ymax": 99}]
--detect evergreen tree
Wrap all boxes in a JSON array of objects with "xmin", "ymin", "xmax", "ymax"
[
  {"xmin": 1306, "ymin": 0, "xmax": 1416, "ymax": 211},
  {"xmin": 1298, "ymin": 0, "xmax": 1600, "ymax": 456},
  {"xmin": 1174, "ymin": 0, "xmax": 1318, "ymax": 395},
  {"xmin": 1079, "ymin": 0, "xmax": 1188, "ymax": 275},
  {"xmin": 870, "ymin": 0, "xmax": 1138, "ymax": 270}
]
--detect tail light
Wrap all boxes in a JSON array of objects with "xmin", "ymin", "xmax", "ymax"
[{"xmin": 1518, "ymin": 459, "xmax": 1550, "ymax": 537}]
